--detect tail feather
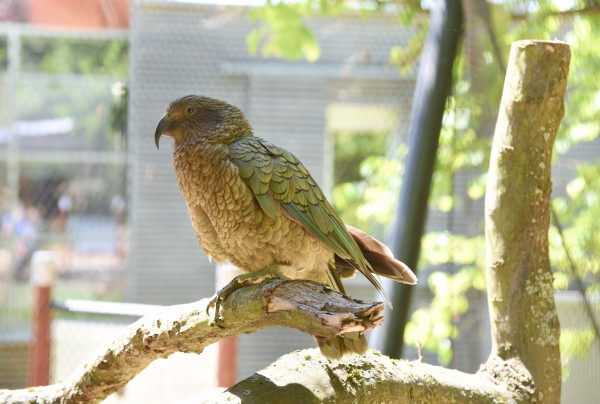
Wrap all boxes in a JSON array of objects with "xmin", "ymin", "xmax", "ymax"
[
  {"xmin": 318, "ymin": 265, "xmax": 369, "ymax": 359},
  {"xmin": 318, "ymin": 227, "xmax": 417, "ymax": 359},
  {"xmin": 315, "ymin": 332, "xmax": 368, "ymax": 360}
]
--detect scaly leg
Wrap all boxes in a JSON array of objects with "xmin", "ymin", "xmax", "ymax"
[{"xmin": 208, "ymin": 264, "xmax": 285, "ymax": 325}]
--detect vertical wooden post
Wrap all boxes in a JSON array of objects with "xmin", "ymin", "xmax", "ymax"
[
  {"xmin": 216, "ymin": 264, "xmax": 242, "ymax": 388},
  {"xmin": 27, "ymin": 251, "xmax": 55, "ymax": 387},
  {"xmin": 484, "ymin": 40, "xmax": 570, "ymax": 403},
  {"xmin": 218, "ymin": 336, "xmax": 238, "ymax": 388}
]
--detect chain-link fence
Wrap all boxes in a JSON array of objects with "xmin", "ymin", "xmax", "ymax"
[{"xmin": 0, "ymin": 17, "xmax": 129, "ymax": 388}]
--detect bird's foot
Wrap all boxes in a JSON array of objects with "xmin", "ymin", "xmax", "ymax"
[{"xmin": 208, "ymin": 264, "xmax": 283, "ymax": 326}]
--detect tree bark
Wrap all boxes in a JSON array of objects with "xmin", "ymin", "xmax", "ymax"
[
  {"xmin": 175, "ymin": 349, "xmax": 514, "ymax": 404},
  {"xmin": 481, "ymin": 40, "xmax": 570, "ymax": 403},
  {"xmin": 0, "ymin": 40, "xmax": 570, "ymax": 404},
  {"xmin": 0, "ymin": 279, "xmax": 384, "ymax": 404}
]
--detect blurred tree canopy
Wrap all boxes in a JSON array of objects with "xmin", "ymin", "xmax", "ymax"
[
  {"xmin": 17, "ymin": 36, "xmax": 129, "ymax": 144},
  {"xmin": 20, "ymin": 37, "xmax": 128, "ymax": 76},
  {"xmin": 248, "ymin": 0, "xmax": 600, "ymax": 370},
  {"xmin": 0, "ymin": 34, "xmax": 129, "ymax": 218}
]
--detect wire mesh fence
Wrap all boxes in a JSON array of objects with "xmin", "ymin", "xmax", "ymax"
[
  {"xmin": 0, "ymin": 1, "xmax": 598, "ymax": 403},
  {"xmin": 0, "ymin": 19, "xmax": 129, "ymax": 388}
]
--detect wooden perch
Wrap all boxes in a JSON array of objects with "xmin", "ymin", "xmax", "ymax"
[
  {"xmin": 0, "ymin": 39, "xmax": 570, "ymax": 404},
  {"xmin": 0, "ymin": 278, "xmax": 383, "ymax": 404}
]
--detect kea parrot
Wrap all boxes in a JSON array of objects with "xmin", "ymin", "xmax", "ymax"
[{"xmin": 155, "ymin": 95, "xmax": 417, "ymax": 359}]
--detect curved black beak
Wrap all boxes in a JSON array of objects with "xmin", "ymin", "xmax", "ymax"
[{"xmin": 155, "ymin": 116, "xmax": 170, "ymax": 149}]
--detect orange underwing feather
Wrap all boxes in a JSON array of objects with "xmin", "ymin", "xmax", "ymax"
[{"xmin": 344, "ymin": 225, "xmax": 417, "ymax": 285}]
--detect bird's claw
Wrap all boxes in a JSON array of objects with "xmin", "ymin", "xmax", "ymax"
[
  {"xmin": 207, "ymin": 292, "xmax": 226, "ymax": 328},
  {"xmin": 207, "ymin": 283, "xmax": 239, "ymax": 327},
  {"xmin": 207, "ymin": 265, "xmax": 281, "ymax": 326}
]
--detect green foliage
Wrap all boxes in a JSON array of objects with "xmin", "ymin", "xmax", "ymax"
[
  {"xmin": 551, "ymin": 166, "xmax": 600, "ymax": 290},
  {"xmin": 390, "ymin": 20, "xmax": 428, "ymax": 74},
  {"xmin": 333, "ymin": 132, "xmax": 388, "ymax": 184},
  {"xmin": 0, "ymin": 36, "xmax": 7, "ymax": 70},
  {"xmin": 550, "ymin": 163, "xmax": 600, "ymax": 377},
  {"xmin": 15, "ymin": 79, "xmax": 118, "ymax": 149},
  {"xmin": 430, "ymin": 97, "xmax": 490, "ymax": 213},
  {"xmin": 16, "ymin": 36, "xmax": 129, "ymax": 147},
  {"xmin": 248, "ymin": 2, "xmax": 320, "ymax": 62},
  {"xmin": 400, "ymin": 1, "xmax": 600, "ymax": 367},
  {"xmin": 560, "ymin": 327, "xmax": 596, "ymax": 380},
  {"xmin": 405, "ymin": 233, "xmax": 486, "ymax": 365},
  {"xmin": 250, "ymin": 0, "xmax": 600, "ymax": 368},
  {"xmin": 247, "ymin": 0, "xmax": 396, "ymax": 62},
  {"xmin": 555, "ymin": 16, "xmax": 600, "ymax": 156},
  {"xmin": 333, "ymin": 145, "xmax": 406, "ymax": 241},
  {"xmin": 20, "ymin": 37, "xmax": 128, "ymax": 76}
]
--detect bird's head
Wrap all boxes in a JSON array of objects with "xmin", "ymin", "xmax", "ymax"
[{"xmin": 155, "ymin": 95, "xmax": 251, "ymax": 149}]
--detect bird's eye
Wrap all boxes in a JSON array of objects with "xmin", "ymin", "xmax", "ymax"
[{"xmin": 186, "ymin": 107, "xmax": 195, "ymax": 114}]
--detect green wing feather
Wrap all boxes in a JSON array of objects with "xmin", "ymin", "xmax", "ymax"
[{"xmin": 229, "ymin": 135, "xmax": 389, "ymax": 303}]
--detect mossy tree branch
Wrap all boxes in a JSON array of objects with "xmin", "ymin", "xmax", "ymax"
[
  {"xmin": 0, "ymin": 40, "xmax": 570, "ymax": 404},
  {"xmin": 0, "ymin": 279, "xmax": 384, "ymax": 404},
  {"xmin": 176, "ymin": 349, "xmax": 514, "ymax": 404}
]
